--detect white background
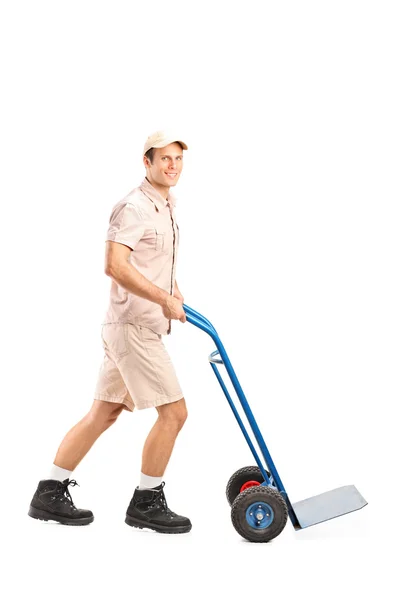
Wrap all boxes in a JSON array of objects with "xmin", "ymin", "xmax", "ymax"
[{"xmin": 1, "ymin": 1, "xmax": 399, "ymax": 598}]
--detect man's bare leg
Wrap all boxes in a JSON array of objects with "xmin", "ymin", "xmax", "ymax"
[
  {"xmin": 54, "ymin": 399, "xmax": 125, "ymax": 471},
  {"xmin": 125, "ymin": 398, "xmax": 191, "ymax": 533},
  {"xmin": 29, "ymin": 400, "xmax": 124, "ymax": 526},
  {"xmin": 141, "ymin": 398, "xmax": 188, "ymax": 477}
]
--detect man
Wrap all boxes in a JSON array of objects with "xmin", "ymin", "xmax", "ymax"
[{"xmin": 28, "ymin": 131, "xmax": 192, "ymax": 534}]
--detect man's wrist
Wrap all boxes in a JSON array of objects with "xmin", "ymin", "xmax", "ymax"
[{"xmin": 156, "ymin": 288, "xmax": 171, "ymax": 308}]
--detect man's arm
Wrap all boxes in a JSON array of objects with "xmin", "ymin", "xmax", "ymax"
[{"xmin": 105, "ymin": 241, "xmax": 186, "ymax": 321}]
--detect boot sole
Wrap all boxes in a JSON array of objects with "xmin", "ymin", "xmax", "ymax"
[
  {"xmin": 125, "ymin": 514, "xmax": 191, "ymax": 534},
  {"xmin": 28, "ymin": 505, "xmax": 94, "ymax": 526}
]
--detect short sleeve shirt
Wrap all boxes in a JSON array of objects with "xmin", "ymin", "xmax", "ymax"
[{"xmin": 102, "ymin": 178, "xmax": 180, "ymax": 335}]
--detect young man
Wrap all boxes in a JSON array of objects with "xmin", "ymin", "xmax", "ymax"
[{"xmin": 28, "ymin": 131, "xmax": 192, "ymax": 534}]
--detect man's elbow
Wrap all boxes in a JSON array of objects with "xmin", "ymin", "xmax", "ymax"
[
  {"xmin": 105, "ymin": 263, "xmax": 117, "ymax": 278},
  {"xmin": 104, "ymin": 241, "xmax": 132, "ymax": 278},
  {"xmin": 105, "ymin": 260, "xmax": 128, "ymax": 281}
]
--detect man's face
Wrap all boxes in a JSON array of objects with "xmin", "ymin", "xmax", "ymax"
[{"xmin": 144, "ymin": 142, "xmax": 184, "ymax": 189}]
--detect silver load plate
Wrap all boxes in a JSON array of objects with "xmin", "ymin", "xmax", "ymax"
[{"xmin": 292, "ymin": 485, "xmax": 367, "ymax": 530}]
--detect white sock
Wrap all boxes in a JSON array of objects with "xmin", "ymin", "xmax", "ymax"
[
  {"xmin": 48, "ymin": 464, "xmax": 73, "ymax": 482},
  {"xmin": 139, "ymin": 472, "xmax": 163, "ymax": 490}
]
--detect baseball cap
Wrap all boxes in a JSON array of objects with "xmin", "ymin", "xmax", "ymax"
[{"xmin": 143, "ymin": 130, "xmax": 188, "ymax": 155}]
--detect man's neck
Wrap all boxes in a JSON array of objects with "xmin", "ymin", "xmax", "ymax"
[{"xmin": 145, "ymin": 176, "xmax": 169, "ymax": 200}]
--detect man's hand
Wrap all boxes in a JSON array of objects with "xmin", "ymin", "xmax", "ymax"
[
  {"xmin": 173, "ymin": 287, "xmax": 184, "ymax": 304},
  {"xmin": 162, "ymin": 295, "xmax": 187, "ymax": 323}
]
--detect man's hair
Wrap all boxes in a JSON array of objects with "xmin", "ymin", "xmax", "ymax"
[
  {"xmin": 144, "ymin": 148, "xmax": 155, "ymax": 164},
  {"xmin": 144, "ymin": 142, "xmax": 184, "ymax": 165}
]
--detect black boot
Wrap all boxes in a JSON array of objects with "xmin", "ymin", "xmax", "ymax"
[
  {"xmin": 125, "ymin": 482, "xmax": 191, "ymax": 534},
  {"xmin": 28, "ymin": 479, "xmax": 94, "ymax": 526}
]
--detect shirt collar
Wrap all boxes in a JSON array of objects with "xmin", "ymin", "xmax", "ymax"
[{"xmin": 140, "ymin": 177, "xmax": 177, "ymax": 212}]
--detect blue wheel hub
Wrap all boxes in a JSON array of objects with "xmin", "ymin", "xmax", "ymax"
[{"xmin": 246, "ymin": 501, "xmax": 274, "ymax": 529}]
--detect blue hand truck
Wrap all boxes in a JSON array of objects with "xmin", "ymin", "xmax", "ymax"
[{"xmin": 184, "ymin": 304, "xmax": 367, "ymax": 543}]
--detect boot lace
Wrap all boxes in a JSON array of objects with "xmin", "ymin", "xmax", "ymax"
[
  {"xmin": 51, "ymin": 479, "xmax": 79, "ymax": 508},
  {"xmin": 151, "ymin": 482, "xmax": 177, "ymax": 517}
]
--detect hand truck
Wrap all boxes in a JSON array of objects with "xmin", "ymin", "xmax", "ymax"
[{"xmin": 184, "ymin": 304, "xmax": 367, "ymax": 543}]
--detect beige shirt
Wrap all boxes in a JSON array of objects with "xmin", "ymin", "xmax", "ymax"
[{"xmin": 103, "ymin": 177, "xmax": 180, "ymax": 335}]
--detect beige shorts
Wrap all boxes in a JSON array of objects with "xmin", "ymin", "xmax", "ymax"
[{"xmin": 94, "ymin": 323, "xmax": 183, "ymax": 411}]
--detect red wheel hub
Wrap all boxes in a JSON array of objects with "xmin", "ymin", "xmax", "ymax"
[{"xmin": 240, "ymin": 480, "xmax": 261, "ymax": 493}]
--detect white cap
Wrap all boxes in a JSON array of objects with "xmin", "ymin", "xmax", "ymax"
[{"xmin": 143, "ymin": 130, "xmax": 188, "ymax": 155}]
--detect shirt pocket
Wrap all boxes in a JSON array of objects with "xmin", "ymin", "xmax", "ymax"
[{"xmin": 154, "ymin": 228, "xmax": 169, "ymax": 254}]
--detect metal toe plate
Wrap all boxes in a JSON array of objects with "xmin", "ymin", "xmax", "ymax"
[{"xmin": 292, "ymin": 485, "xmax": 367, "ymax": 530}]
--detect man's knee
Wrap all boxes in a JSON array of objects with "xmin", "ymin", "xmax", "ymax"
[
  {"xmin": 157, "ymin": 398, "xmax": 188, "ymax": 431},
  {"xmin": 88, "ymin": 399, "xmax": 124, "ymax": 430}
]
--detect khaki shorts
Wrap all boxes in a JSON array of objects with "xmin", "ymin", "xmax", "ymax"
[{"xmin": 94, "ymin": 323, "xmax": 183, "ymax": 411}]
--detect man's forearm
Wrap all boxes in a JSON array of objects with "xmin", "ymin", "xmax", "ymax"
[{"xmin": 106, "ymin": 261, "xmax": 169, "ymax": 306}]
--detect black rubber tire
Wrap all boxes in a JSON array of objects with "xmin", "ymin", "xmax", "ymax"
[
  {"xmin": 226, "ymin": 466, "xmax": 270, "ymax": 506},
  {"xmin": 231, "ymin": 486, "xmax": 288, "ymax": 543}
]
